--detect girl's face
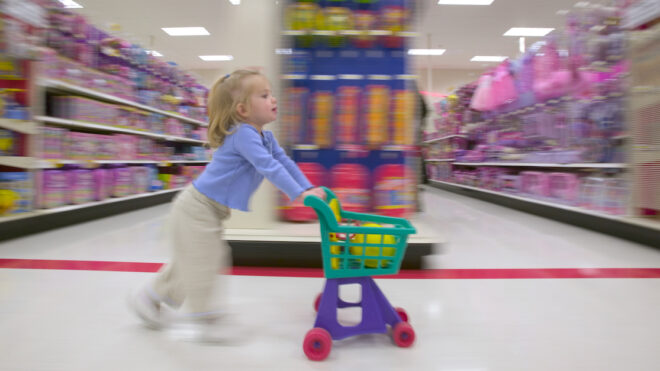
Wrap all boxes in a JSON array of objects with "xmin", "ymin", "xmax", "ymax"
[{"xmin": 242, "ymin": 75, "xmax": 278, "ymax": 128}]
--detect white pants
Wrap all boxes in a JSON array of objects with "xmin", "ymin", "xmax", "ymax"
[{"xmin": 152, "ymin": 184, "xmax": 232, "ymax": 318}]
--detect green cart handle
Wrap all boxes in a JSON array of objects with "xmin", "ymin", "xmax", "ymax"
[{"xmin": 303, "ymin": 186, "xmax": 416, "ymax": 235}]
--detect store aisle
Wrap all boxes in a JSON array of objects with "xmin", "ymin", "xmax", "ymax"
[{"xmin": 1, "ymin": 189, "xmax": 660, "ymax": 371}]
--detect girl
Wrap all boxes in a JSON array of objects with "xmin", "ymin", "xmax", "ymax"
[{"xmin": 130, "ymin": 69, "xmax": 325, "ymax": 342}]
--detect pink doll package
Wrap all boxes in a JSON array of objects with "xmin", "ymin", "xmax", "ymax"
[
  {"xmin": 112, "ymin": 166, "xmax": 133, "ymax": 197},
  {"xmin": 114, "ymin": 134, "xmax": 138, "ymax": 160},
  {"xmin": 498, "ymin": 174, "xmax": 521, "ymax": 194},
  {"xmin": 578, "ymin": 177, "xmax": 606, "ymax": 210},
  {"xmin": 548, "ymin": 172, "xmax": 580, "ymax": 205},
  {"xmin": 38, "ymin": 170, "xmax": 68, "ymax": 209},
  {"xmin": 131, "ymin": 166, "xmax": 150, "ymax": 194},
  {"xmin": 601, "ymin": 177, "xmax": 628, "ymax": 215},
  {"xmin": 40, "ymin": 127, "xmax": 68, "ymax": 159},
  {"xmin": 520, "ymin": 171, "xmax": 550, "ymax": 198},
  {"xmin": 70, "ymin": 168, "xmax": 94, "ymax": 205},
  {"xmin": 93, "ymin": 168, "xmax": 110, "ymax": 201}
]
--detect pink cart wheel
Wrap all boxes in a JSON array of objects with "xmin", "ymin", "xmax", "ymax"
[
  {"xmin": 392, "ymin": 322, "xmax": 415, "ymax": 348},
  {"xmin": 303, "ymin": 327, "xmax": 332, "ymax": 361},
  {"xmin": 394, "ymin": 307, "xmax": 409, "ymax": 323},
  {"xmin": 314, "ymin": 293, "xmax": 322, "ymax": 312}
]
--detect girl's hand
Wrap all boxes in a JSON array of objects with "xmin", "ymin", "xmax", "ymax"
[{"xmin": 301, "ymin": 187, "xmax": 326, "ymax": 201}]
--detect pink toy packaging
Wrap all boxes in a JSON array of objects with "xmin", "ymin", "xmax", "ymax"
[
  {"xmin": 498, "ymin": 174, "xmax": 521, "ymax": 194},
  {"xmin": 520, "ymin": 171, "xmax": 550, "ymax": 198},
  {"xmin": 131, "ymin": 166, "xmax": 150, "ymax": 194},
  {"xmin": 601, "ymin": 177, "xmax": 627, "ymax": 215},
  {"xmin": 112, "ymin": 166, "xmax": 133, "ymax": 197},
  {"xmin": 93, "ymin": 168, "xmax": 110, "ymax": 201},
  {"xmin": 66, "ymin": 132, "xmax": 96, "ymax": 159},
  {"xmin": 38, "ymin": 170, "xmax": 68, "ymax": 209},
  {"xmin": 114, "ymin": 134, "xmax": 138, "ymax": 160},
  {"xmin": 578, "ymin": 177, "xmax": 606, "ymax": 210},
  {"xmin": 548, "ymin": 172, "xmax": 580, "ymax": 205},
  {"xmin": 40, "ymin": 127, "xmax": 68, "ymax": 159},
  {"xmin": 69, "ymin": 168, "xmax": 94, "ymax": 204}
]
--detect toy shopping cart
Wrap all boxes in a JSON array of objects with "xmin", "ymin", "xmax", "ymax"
[{"xmin": 302, "ymin": 187, "xmax": 417, "ymax": 361}]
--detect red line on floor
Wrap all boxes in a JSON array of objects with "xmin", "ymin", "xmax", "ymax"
[{"xmin": 1, "ymin": 259, "xmax": 660, "ymax": 279}]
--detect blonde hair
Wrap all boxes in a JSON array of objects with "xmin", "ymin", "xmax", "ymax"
[{"xmin": 206, "ymin": 69, "xmax": 262, "ymax": 148}]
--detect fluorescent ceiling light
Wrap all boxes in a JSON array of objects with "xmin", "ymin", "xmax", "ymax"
[
  {"xmin": 146, "ymin": 50, "xmax": 163, "ymax": 57},
  {"xmin": 471, "ymin": 55, "xmax": 507, "ymax": 62},
  {"xmin": 199, "ymin": 55, "xmax": 234, "ymax": 61},
  {"xmin": 504, "ymin": 27, "xmax": 554, "ymax": 37},
  {"xmin": 228, "ymin": 0, "xmax": 241, "ymax": 4},
  {"xmin": 59, "ymin": 0, "xmax": 82, "ymax": 8},
  {"xmin": 519, "ymin": 37, "xmax": 526, "ymax": 53},
  {"xmin": 162, "ymin": 27, "xmax": 210, "ymax": 36},
  {"xmin": 438, "ymin": 0, "xmax": 494, "ymax": 5},
  {"xmin": 574, "ymin": 2, "xmax": 590, "ymax": 8},
  {"xmin": 556, "ymin": 9, "xmax": 570, "ymax": 15},
  {"xmin": 275, "ymin": 48, "xmax": 293, "ymax": 55},
  {"xmin": 408, "ymin": 49, "xmax": 446, "ymax": 56}
]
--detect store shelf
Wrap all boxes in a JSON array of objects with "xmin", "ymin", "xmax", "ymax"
[
  {"xmin": 422, "ymin": 134, "xmax": 467, "ymax": 144},
  {"xmin": 0, "ymin": 157, "xmax": 209, "ymax": 169},
  {"xmin": 0, "ymin": 188, "xmax": 184, "ymax": 241},
  {"xmin": 425, "ymin": 181, "xmax": 660, "ymax": 247},
  {"xmin": 430, "ymin": 180, "xmax": 620, "ymax": 219},
  {"xmin": 36, "ymin": 116, "xmax": 206, "ymax": 145},
  {"xmin": 40, "ymin": 79, "xmax": 208, "ymax": 127},
  {"xmin": 40, "ymin": 188, "xmax": 184, "ymax": 214},
  {"xmin": 0, "ymin": 156, "xmax": 41, "ymax": 169},
  {"xmin": 452, "ymin": 162, "xmax": 628, "ymax": 169},
  {"xmin": 0, "ymin": 119, "xmax": 39, "ymax": 134},
  {"xmin": 425, "ymin": 158, "xmax": 455, "ymax": 162}
]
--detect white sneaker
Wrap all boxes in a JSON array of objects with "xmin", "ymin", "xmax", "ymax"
[{"xmin": 128, "ymin": 286, "xmax": 168, "ymax": 330}]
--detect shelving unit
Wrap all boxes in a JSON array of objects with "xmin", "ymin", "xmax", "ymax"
[
  {"xmin": 422, "ymin": 134, "xmax": 466, "ymax": 144},
  {"xmin": 0, "ymin": 188, "xmax": 184, "ymax": 241},
  {"xmin": 36, "ymin": 116, "xmax": 206, "ymax": 144},
  {"xmin": 425, "ymin": 181, "xmax": 660, "ymax": 247},
  {"xmin": 40, "ymin": 79, "xmax": 207, "ymax": 127},
  {"xmin": 0, "ymin": 157, "xmax": 209, "ymax": 169},
  {"xmin": 424, "ymin": 158, "xmax": 455, "ymax": 162},
  {"xmin": 452, "ymin": 162, "xmax": 628, "ymax": 169}
]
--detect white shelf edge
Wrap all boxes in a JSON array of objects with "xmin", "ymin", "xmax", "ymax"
[
  {"xmin": 428, "ymin": 180, "xmax": 660, "ymax": 231},
  {"xmin": 0, "ymin": 119, "xmax": 39, "ymax": 134},
  {"xmin": 0, "ymin": 156, "xmax": 39, "ymax": 169},
  {"xmin": 451, "ymin": 162, "xmax": 628, "ymax": 169},
  {"xmin": 36, "ymin": 116, "xmax": 206, "ymax": 145},
  {"xmin": 422, "ymin": 134, "xmax": 467, "ymax": 144},
  {"xmin": 428, "ymin": 180, "xmax": 626, "ymax": 221},
  {"xmin": 40, "ymin": 79, "xmax": 208, "ymax": 127},
  {"xmin": 425, "ymin": 158, "xmax": 455, "ymax": 162},
  {"xmin": 0, "ymin": 188, "xmax": 184, "ymax": 223},
  {"xmin": 10, "ymin": 158, "xmax": 210, "ymax": 169}
]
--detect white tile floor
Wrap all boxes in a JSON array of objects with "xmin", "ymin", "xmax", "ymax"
[{"xmin": 1, "ymin": 188, "xmax": 659, "ymax": 371}]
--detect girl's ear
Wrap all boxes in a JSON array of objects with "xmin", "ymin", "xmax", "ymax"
[{"xmin": 237, "ymin": 102, "xmax": 249, "ymax": 118}]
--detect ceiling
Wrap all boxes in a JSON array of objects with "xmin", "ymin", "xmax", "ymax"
[{"xmin": 70, "ymin": 0, "xmax": 610, "ymax": 74}]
